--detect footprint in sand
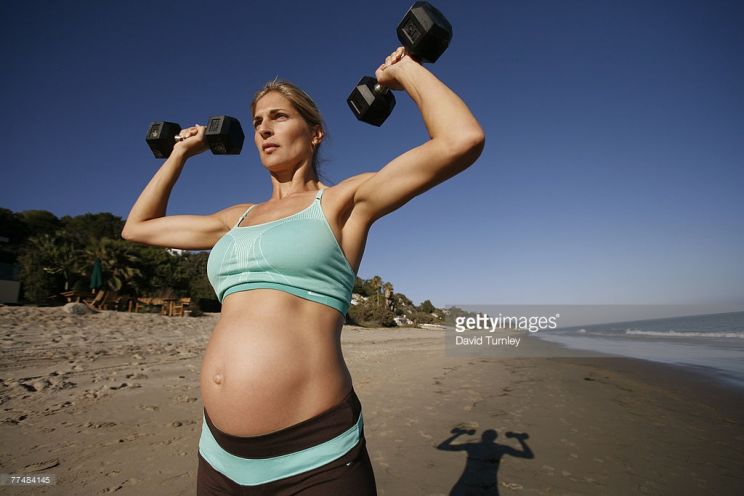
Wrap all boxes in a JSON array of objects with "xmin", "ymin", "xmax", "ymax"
[
  {"xmin": 169, "ymin": 420, "xmax": 196, "ymax": 428},
  {"xmin": 86, "ymin": 421, "xmax": 117, "ymax": 429},
  {"xmin": 43, "ymin": 401, "xmax": 73, "ymax": 415},
  {"xmin": 454, "ymin": 421, "xmax": 480, "ymax": 430},
  {"xmin": 17, "ymin": 381, "xmax": 43, "ymax": 392},
  {"xmin": 23, "ymin": 458, "xmax": 60, "ymax": 472},
  {"xmin": 47, "ymin": 373, "xmax": 77, "ymax": 391},
  {"xmin": 82, "ymin": 387, "xmax": 108, "ymax": 399},
  {"xmin": 109, "ymin": 382, "xmax": 141, "ymax": 390},
  {"xmin": 2, "ymin": 414, "xmax": 28, "ymax": 424},
  {"xmin": 101, "ymin": 478, "xmax": 139, "ymax": 493}
]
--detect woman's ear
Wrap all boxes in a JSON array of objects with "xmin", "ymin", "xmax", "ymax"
[{"xmin": 312, "ymin": 126, "xmax": 324, "ymax": 146}]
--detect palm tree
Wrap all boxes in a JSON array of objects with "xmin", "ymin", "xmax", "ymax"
[
  {"xmin": 383, "ymin": 282, "xmax": 394, "ymax": 311},
  {"xmin": 86, "ymin": 238, "xmax": 142, "ymax": 293},
  {"xmin": 28, "ymin": 233, "xmax": 83, "ymax": 291},
  {"xmin": 370, "ymin": 275, "xmax": 383, "ymax": 307}
]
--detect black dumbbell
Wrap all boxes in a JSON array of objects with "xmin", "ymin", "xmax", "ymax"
[
  {"xmin": 347, "ymin": 1, "xmax": 453, "ymax": 126},
  {"xmin": 145, "ymin": 115, "xmax": 245, "ymax": 158}
]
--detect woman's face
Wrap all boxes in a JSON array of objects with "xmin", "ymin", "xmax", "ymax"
[{"xmin": 252, "ymin": 92, "xmax": 320, "ymax": 171}]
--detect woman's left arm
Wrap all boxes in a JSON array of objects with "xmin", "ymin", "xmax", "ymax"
[{"xmin": 353, "ymin": 47, "xmax": 485, "ymax": 224}]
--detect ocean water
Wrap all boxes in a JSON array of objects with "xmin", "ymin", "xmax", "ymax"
[{"xmin": 536, "ymin": 311, "xmax": 744, "ymax": 390}]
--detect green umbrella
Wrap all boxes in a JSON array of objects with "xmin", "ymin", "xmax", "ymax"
[{"xmin": 90, "ymin": 258, "xmax": 103, "ymax": 291}]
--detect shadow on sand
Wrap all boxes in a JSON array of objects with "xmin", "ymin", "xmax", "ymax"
[{"xmin": 437, "ymin": 427, "xmax": 534, "ymax": 495}]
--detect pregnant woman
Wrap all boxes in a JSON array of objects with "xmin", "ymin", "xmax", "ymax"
[{"xmin": 122, "ymin": 46, "xmax": 484, "ymax": 495}]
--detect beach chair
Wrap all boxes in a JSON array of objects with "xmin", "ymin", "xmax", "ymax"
[
  {"xmin": 134, "ymin": 297, "xmax": 153, "ymax": 313},
  {"xmin": 100, "ymin": 292, "xmax": 123, "ymax": 311},
  {"xmin": 83, "ymin": 290, "xmax": 107, "ymax": 311},
  {"xmin": 170, "ymin": 297, "xmax": 191, "ymax": 317},
  {"xmin": 135, "ymin": 297, "xmax": 166, "ymax": 314},
  {"xmin": 60, "ymin": 290, "xmax": 85, "ymax": 303}
]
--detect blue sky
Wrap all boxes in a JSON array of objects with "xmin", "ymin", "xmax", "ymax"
[{"xmin": 2, "ymin": 0, "xmax": 743, "ymax": 309}]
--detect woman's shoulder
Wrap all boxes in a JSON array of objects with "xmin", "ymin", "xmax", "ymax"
[
  {"xmin": 325, "ymin": 172, "xmax": 376, "ymax": 195},
  {"xmin": 320, "ymin": 173, "xmax": 377, "ymax": 223},
  {"xmin": 214, "ymin": 202, "xmax": 257, "ymax": 229},
  {"xmin": 319, "ymin": 173, "xmax": 375, "ymax": 202}
]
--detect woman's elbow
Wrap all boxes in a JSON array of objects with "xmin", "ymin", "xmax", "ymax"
[
  {"xmin": 467, "ymin": 132, "xmax": 485, "ymax": 158},
  {"xmin": 121, "ymin": 222, "xmax": 137, "ymax": 241},
  {"xmin": 452, "ymin": 131, "xmax": 485, "ymax": 166}
]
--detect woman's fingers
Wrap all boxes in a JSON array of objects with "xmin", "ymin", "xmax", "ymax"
[
  {"xmin": 382, "ymin": 47, "xmax": 407, "ymax": 69},
  {"xmin": 176, "ymin": 125, "xmax": 203, "ymax": 141},
  {"xmin": 186, "ymin": 125, "xmax": 202, "ymax": 137}
]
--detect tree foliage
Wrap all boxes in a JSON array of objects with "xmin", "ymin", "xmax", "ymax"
[
  {"xmin": 2, "ymin": 208, "xmax": 212, "ymax": 307},
  {"xmin": 348, "ymin": 275, "xmax": 446, "ymax": 328},
  {"xmin": 2, "ymin": 208, "xmax": 449, "ymax": 321}
]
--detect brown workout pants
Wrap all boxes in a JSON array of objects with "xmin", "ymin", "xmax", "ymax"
[{"xmin": 197, "ymin": 387, "xmax": 377, "ymax": 495}]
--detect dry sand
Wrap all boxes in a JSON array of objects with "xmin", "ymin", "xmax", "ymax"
[{"xmin": 1, "ymin": 306, "xmax": 742, "ymax": 495}]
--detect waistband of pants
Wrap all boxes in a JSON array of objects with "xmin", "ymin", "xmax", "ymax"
[{"xmin": 199, "ymin": 387, "xmax": 364, "ymax": 486}]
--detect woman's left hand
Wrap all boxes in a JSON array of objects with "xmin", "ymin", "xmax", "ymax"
[{"xmin": 375, "ymin": 46, "xmax": 418, "ymax": 91}]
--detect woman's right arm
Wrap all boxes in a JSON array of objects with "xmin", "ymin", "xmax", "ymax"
[{"xmin": 121, "ymin": 125, "xmax": 239, "ymax": 250}]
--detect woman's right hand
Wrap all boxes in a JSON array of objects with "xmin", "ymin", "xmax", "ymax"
[{"xmin": 173, "ymin": 124, "xmax": 209, "ymax": 159}]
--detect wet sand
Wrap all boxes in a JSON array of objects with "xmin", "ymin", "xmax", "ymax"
[{"xmin": 1, "ymin": 306, "xmax": 742, "ymax": 495}]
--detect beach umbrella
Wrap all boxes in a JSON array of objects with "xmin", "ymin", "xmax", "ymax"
[{"xmin": 90, "ymin": 258, "xmax": 103, "ymax": 292}]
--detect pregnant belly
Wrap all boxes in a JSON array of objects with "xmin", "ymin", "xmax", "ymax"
[{"xmin": 199, "ymin": 291, "xmax": 352, "ymax": 436}]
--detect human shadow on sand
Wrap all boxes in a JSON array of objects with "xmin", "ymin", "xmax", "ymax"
[{"xmin": 436, "ymin": 427, "xmax": 534, "ymax": 495}]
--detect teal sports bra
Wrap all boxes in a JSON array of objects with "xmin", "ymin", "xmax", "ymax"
[{"xmin": 206, "ymin": 189, "xmax": 356, "ymax": 316}]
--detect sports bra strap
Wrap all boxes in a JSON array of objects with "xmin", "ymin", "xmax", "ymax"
[
  {"xmin": 234, "ymin": 205, "xmax": 257, "ymax": 228},
  {"xmin": 234, "ymin": 190, "xmax": 324, "ymax": 228}
]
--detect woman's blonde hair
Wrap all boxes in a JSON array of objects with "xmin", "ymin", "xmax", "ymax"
[{"xmin": 251, "ymin": 78, "xmax": 327, "ymax": 179}]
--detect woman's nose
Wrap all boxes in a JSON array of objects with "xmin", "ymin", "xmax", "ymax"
[{"xmin": 257, "ymin": 122, "xmax": 273, "ymax": 138}]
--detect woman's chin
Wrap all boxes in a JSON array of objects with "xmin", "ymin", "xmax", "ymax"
[{"xmin": 260, "ymin": 155, "xmax": 310, "ymax": 172}]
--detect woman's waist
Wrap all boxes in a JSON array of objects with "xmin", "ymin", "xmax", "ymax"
[{"xmin": 206, "ymin": 300, "xmax": 344, "ymax": 370}]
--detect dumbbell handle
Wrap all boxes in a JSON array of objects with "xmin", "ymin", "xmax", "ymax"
[
  {"xmin": 172, "ymin": 118, "xmax": 232, "ymax": 142},
  {"xmin": 373, "ymin": 83, "xmax": 390, "ymax": 95}
]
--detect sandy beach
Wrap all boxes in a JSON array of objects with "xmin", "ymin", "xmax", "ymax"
[{"xmin": 1, "ymin": 305, "xmax": 742, "ymax": 495}]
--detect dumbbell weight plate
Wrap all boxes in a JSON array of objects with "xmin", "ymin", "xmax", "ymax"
[
  {"xmin": 205, "ymin": 115, "xmax": 245, "ymax": 155},
  {"xmin": 396, "ymin": 1, "xmax": 452, "ymax": 63},
  {"xmin": 145, "ymin": 121, "xmax": 182, "ymax": 158},
  {"xmin": 347, "ymin": 76, "xmax": 397, "ymax": 127}
]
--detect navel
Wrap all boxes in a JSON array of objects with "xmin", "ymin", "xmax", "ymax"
[{"xmin": 213, "ymin": 372, "xmax": 224, "ymax": 385}]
